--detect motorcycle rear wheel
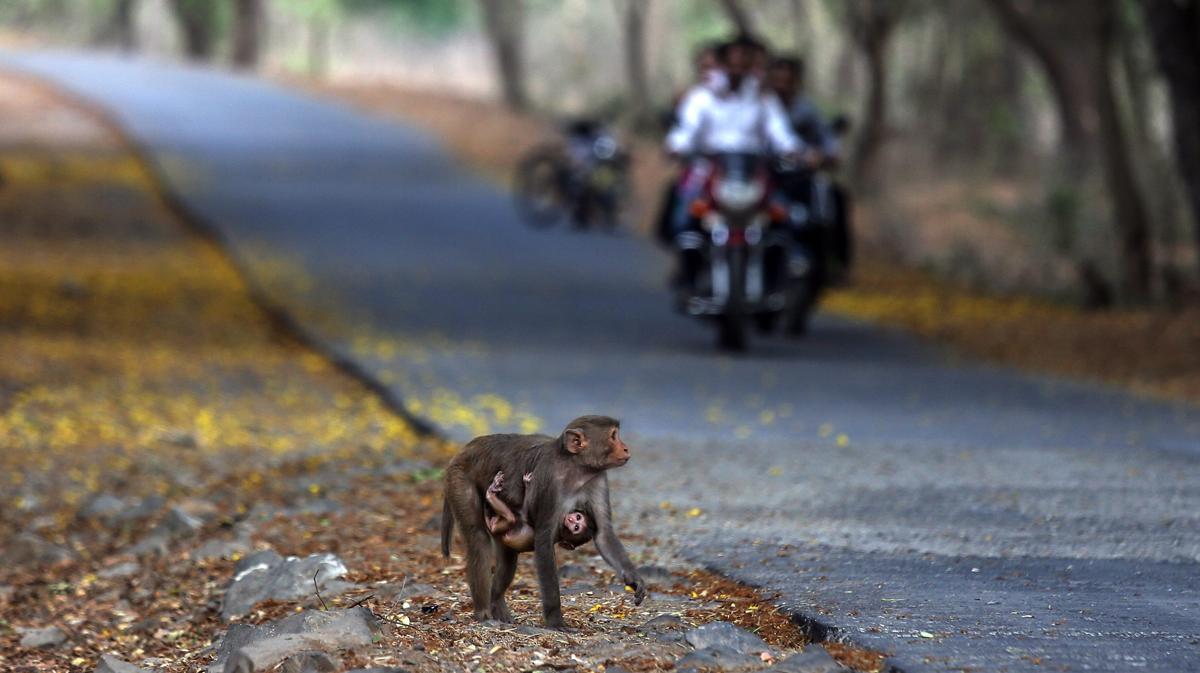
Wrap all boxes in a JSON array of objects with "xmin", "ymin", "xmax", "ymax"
[
  {"xmin": 784, "ymin": 280, "xmax": 820, "ymax": 337},
  {"xmin": 514, "ymin": 148, "xmax": 567, "ymax": 228}
]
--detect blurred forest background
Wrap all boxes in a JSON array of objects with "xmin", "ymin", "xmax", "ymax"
[{"xmin": 2, "ymin": 0, "xmax": 1199, "ymax": 310}]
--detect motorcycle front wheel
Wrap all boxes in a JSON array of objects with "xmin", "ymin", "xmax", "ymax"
[{"xmin": 716, "ymin": 247, "xmax": 749, "ymax": 352}]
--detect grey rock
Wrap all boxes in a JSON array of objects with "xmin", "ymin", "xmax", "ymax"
[
  {"xmin": 675, "ymin": 647, "xmax": 763, "ymax": 671},
  {"xmin": 210, "ymin": 623, "xmax": 259, "ymax": 669},
  {"xmin": 12, "ymin": 491, "xmax": 41, "ymax": 512},
  {"xmin": 278, "ymin": 651, "xmax": 340, "ymax": 673},
  {"xmin": 94, "ymin": 654, "xmax": 151, "ymax": 673},
  {"xmin": 245, "ymin": 503, "xmax": 285, "ymax": 522},
  {"xmin": 159, "ymin": 429, "xmax": 197, "ymax": 448},
  {"xmin": 114, "ymin": 496, "xmax": 166, "ymax": 525},
  {"xmin": 345, "ymin": 669, "xmax": 408, "ymax": 673},
  {"xmin": 639, "ymin": 613, "xmax": 687, "ymax": 643},
  {"xmin": 126, "ymin": 533, "xmax": 170, "ymax": 558},
  {"xmin": 126, "ymin": 617, "xmax": 162, "ymax": 635},
  {"xmin": 3, "ymin": 532, "xmax": 74, "ymax": 566},
  {"xmin": 637, "ymin": 565, "xmax": 676, "ymax": 586},
  {"xmin": 177, "ymin": 497, "xmax": 221, "ymax": 521},
  {"xmin": 770, "ymin": 646, "xmax": 847, "ymax": 673},
  {"xmin": 561, "ymin": 582, "xmax": 599, "ymax": 596},
  {"xmin": 210, "ymin": 607, "xmax": 377, "ymax": 673},
  {"xmin": 98, "ymin": 562, "xmax": 141, "ymax": 579},
  {"xmin": 19, "ymin": 625, "xmax": 67, "ymax": 649},
  {"xmin": 0, "ymin": 584, "xmax": 14, "ymax": 603},
  {"xmin": 193, "ymin": 536, "xmax": 253, "ymax": 561},
  {"xmin": 642, "ymin": 614, "xmax": 685, "ymax": 629},
  {"xmin": 220, "ymin": 551, "xmax": 354, "ymax": 621},
  {"xmin": 27, "ymin": 515, "xmax": 58, "ymax": 531},
  {"xmin": 161, "ymin": 507, "xmax": 204, "ymax": 535},
  {"xmin": 558, "ymin": 564, "xmax": 590, "ymax": 579},
  {"xmin": 78, "ymin": 494, "xmax": 127, "ymax": 521},
  {"xmin": 685, "ymin": 621, "xmax": 771, "ymax": 656}
]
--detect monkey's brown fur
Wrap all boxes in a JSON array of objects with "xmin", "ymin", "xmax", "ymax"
[{"xmin": 441, "ymin": 415, "xmax": 646, "ymax": 628}]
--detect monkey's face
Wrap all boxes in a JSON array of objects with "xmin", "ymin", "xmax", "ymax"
[
  {"xmin": 563, "ymin": 512, "xmax": 588, "ymax": 536},
  {"xmin": 603, "ymin": 426, "xmax": 631, "ymax": 468},
  {"xmin": 564, "ymin": 420, "xmax": 631, "ymax": 470}
]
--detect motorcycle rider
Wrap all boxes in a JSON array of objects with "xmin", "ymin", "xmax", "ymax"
[
  {"xmin": 766, "ymin": 55, "xmax": 853, "ymax": 279},
  {"xmin": 655, "ymin": 40, "xmax": 727, "ymax": 245},
  {"xmin": 663, "ymin": 36, "xmax": 803, "ymax": 290}
]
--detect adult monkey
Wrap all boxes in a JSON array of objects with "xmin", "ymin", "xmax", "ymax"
[{"xmin": 441, "ymin": 415, "xmax": 646, "ymax": 628}]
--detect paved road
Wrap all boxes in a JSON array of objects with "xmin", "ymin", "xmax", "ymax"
[{"xmin": 6, "ymin": 52, "xmax": 1200, "ymax": 672}]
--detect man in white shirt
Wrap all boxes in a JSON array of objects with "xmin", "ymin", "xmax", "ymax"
[{"xmin": 665, "ymin": 40, "xmax": 799, "ymax": 158}]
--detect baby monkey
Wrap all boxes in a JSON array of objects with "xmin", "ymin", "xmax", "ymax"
[{"xmin": 485, "ymin": 471, "xmax": 593, "ymax": 551}]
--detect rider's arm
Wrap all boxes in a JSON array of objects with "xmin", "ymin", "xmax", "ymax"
[
  {"xmin": 795, "ymin": 98, "xmax": 841, "ymax": 160},
  {"xmin": 762, "ymin": 94, "xmax": 803, "ymax": 156},
  {"xmin": 665, "ymin": 87, "xmax": 710, "ymax": 156}
]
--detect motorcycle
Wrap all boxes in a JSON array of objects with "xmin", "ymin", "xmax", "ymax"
[
  {"xmin": 674, "ymin": 153, "xmax": 832, "ymax": 351},
  {"xmin": 513, "ymin": 119, "xmax": 629, "ymax": 230},
  {"xmin": 774, "ymin": 162, "xmax": 841, "ymax": 337}
]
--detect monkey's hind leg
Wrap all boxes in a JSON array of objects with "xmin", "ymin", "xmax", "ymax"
[
  {"xmin": 489, "ymin": 539, "xmax": 519, "ymax": 623},
  {"xmin": 447, "ymin": 469, "xmax": 494, "ymax": 621}
]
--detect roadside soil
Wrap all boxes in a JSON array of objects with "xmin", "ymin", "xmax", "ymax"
[
  {"xmin": 314, "ymin": 81, "xmax": 1200, "ymax": 405},
  {"xmin": 0, "ymin": 72, "xmax": 883, "ymax": 672}
]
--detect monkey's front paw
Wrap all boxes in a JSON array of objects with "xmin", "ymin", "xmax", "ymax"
[{"xmin": 624, "ymin": 575, "xmax": 647, "ymax": 606}]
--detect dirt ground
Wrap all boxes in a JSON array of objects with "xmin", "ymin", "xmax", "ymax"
[
  {"xmin": 313, "ymin": 80, "xmax": 1200, "ymax": 406},
  {"xmin": 0, "ymin": 72, "xmax": 886, "ymax": 672}
]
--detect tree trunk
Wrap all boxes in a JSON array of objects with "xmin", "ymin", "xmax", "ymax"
[
  {"xmin": 232, "ymin": 0, "xmax": 263, "ymax": 70},
  {"xmin": 1095, "ymin": 16, "xmax": 1152, "ymax": 300},
  {"xmin": 715, "ymin": 0, "xmax": 756, "ymax": 37},
  {"xmin": 853, "ymin": 32, "xmax": 888, "ymax": 190},
  {"xmin": 168, "ymin": 0, "xmax": 219, "ymax": 61},
  {"xmin": 1140, "ymin": 0, "xmax": 1200, "ymax": 270},
  {"xmin": 985, "ymin": 0, "xmax": 1153, "ymax": 301},
  {"xmin": 620, "ymin": 0, "xmax": 652, "ymax": 130},
  {"xmin": 478, "ymin": 0, "xmax": 528, "ymax": 111},
  {"xmin": 307, "ymin": 17, "xmax": 331, "ymax": 78},
  {"xmin": 97, "ymin": 0, "xmax": 138, "ymax": 52},
  {"xmin": 846, "ymin": 0, "xmax": 903, "ymax": 192},
  {"xmin": 983, "ymin": 0, "xmax": 1092, "ymax": 168}
]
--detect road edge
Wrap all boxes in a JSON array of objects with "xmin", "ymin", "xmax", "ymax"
[
  {"xmin": 0, "ymin": 64, "xmax": 442, "ymax": 440},
  {"xmin": 4, "ymin": 63, "xmax": 909, "ymax": 672}
]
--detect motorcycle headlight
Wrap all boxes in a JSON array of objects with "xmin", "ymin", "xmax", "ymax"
[
  {"xmin": 713, "ymin": 179, "xmax": 764, "ymax": 210},
  {"xmin": 592, "ymin": 135, "xmax": 618, "ymax": 160}
]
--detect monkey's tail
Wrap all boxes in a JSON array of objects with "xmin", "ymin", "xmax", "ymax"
[{"xmin": 440, "ymin": 493, "xmax": 453, "ymax": 558}]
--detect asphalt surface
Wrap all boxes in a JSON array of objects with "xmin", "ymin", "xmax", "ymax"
[{"xmin": 6, "ymin": 52, "xmax": 1200, "ymax": 672}]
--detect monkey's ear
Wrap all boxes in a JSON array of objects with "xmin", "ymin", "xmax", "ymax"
[{"xmin": 564, "ymin": 428, "xmax": 587, "ymax": 454}]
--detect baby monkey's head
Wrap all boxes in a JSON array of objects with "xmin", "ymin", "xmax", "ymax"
[{"xmin": 562, "ymin": 511, "xmax": 588, "ymax": 536}]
